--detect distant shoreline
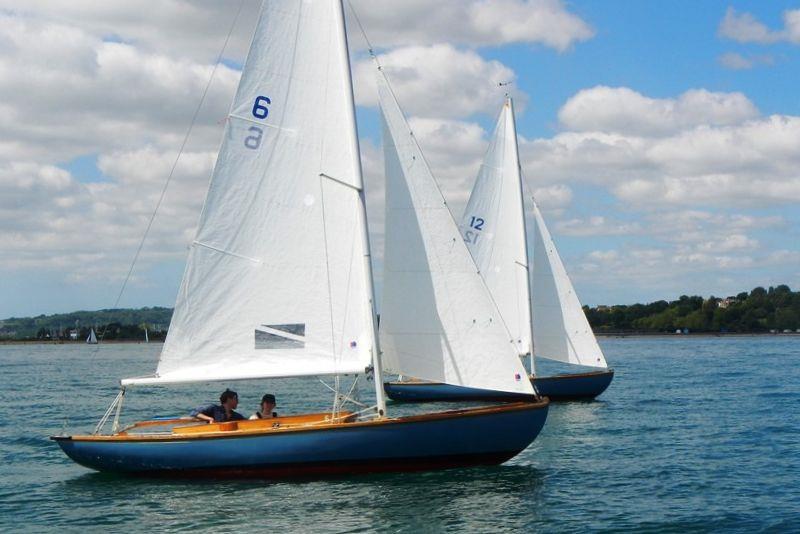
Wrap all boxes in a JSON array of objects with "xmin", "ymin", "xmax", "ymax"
[
  {"xmin": 0, "ymin": 339, "xmax": 165, "ymax": 345},
  {"xmin": 595, "ymin": 332, "xmax": 800, "ymax": 338},
  {"xmin": 2, "ymin": 333, "xmax": 799, "ymax": 346}
]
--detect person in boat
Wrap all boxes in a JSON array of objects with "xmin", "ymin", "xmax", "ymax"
[
  {"xmin": 190, "ymin": 388, "xmax": 245, "ymax": 423},
  {"xmin": 249, "ymin": 393, "xmax": 278, "ymax": 420}
]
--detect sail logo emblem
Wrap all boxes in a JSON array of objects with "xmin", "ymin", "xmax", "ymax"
[{"xmin": 255, "ymin": 324, "xmax": 305, "ymax": 349}]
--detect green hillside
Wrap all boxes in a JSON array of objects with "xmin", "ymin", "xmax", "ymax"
[
  {"xmin": 2, "ymin": 285, "xmax": 799, "ymax": 341},
  {"xmin": 586, "ymin": 285, "xmax": 800, "ymax": 333},
  {"xmin": 0, "ymin": 307, "xmax": 173, "ymax": 341}
]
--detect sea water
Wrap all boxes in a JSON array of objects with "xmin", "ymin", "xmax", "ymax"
[{"xmin": 0, "ymin": 337, "xmax": 798, "ymax": 532}]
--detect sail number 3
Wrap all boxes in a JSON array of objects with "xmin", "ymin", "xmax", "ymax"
[
  {"xmin": 464, "ymin": 216, "xmax": 485, "ymax": 244},
  {"xmin": 245, "ymin": 96, "xmax": 271, "ymax": 150}
]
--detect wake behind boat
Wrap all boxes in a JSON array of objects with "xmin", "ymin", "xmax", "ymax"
[
  {"xmin": 52, "ymin": 0, "xmax": 548, "ymax": 478},
  {"xmin": 384, "ymin": 97, "xmax": 613, "ymax": 403}
]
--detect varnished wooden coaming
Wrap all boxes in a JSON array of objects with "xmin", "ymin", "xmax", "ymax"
[{"xmin": 55, "ymin": 400, "xmax": 548, "ymax": 443}]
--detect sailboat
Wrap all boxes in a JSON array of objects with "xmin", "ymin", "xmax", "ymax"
[
  {"xmin": 384, "ymin": 98, "xmax": 613, "ymax": 402},
  {"xmin": 51, "ymin": 0, "xmax": 548, "ymax": 478},
  {"xmin": 86, "ymin": 328, "xmax": 98, "ymax": 345}
]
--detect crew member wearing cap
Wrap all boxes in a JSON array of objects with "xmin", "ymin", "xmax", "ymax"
[{"xmin": 250, "ymin": 393, "xmax": 278, "ymax": 420}]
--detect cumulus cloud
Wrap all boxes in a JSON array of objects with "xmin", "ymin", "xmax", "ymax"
[
  {"xmin": 0, "ymin": 14, "xmax": 238, "ymax": 164},
  {"xmin": 718, "ymin": 7, "xmax": 800, "ymax": 45},
  {"xmin": 347, "ymin": 0, "xmax": 593, "ymax": 51},
  {"xmin": 558, "ymin": 86, "xmax": 759, "ymax": 136},
  {"xmin": 523, "ymin": 86, "xmax": 800, "ymax": 209},
  {"xmin": 555, "ymin": 215, "xmax": 640, "ymax": 237},
  {"xmin": 0, "ymin": 0, "xmax": 261, "ymax": 63},
  {"xmin": 354, "ymin": 44, "xmax": 522, "ymax": 119},
  {"xmin": 531, "ymin": 184, "xmax": 573, "ymax": 210},
  {"xmin": 0, "ymin": 150, "xmax": 214, "ymax": 275}
]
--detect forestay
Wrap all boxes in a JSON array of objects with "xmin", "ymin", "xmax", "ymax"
[
  {"xmin": 531, "ymin": 200, "xmax": 608, "ymax": 368},
  {"xmin": 124, "ymin": 0, "xmax": 372, "ymax": 385},
  {"xmin": 377, "ymin": 74, "xmax": 533, "ymax": 395},
  {"xmin": 461, "ymin": 99, "xmax": 532, "ymax": 357}
]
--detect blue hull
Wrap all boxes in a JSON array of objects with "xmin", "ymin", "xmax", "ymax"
[
  {"xmin": 52, "ymin": 402, "xmax": 548, "ymax": 478},
  {"xmin": 385, "ymin": 369, "xmax": 614, "ymax": 403}
]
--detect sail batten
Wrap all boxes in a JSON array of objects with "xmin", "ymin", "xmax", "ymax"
[
  {"xmin": 126, "ymin": 0, "xmax": 374, "ymax": 384},
  {"xmin": 377, "ymin": 73, "xmax": 532, "ymax": 396}
]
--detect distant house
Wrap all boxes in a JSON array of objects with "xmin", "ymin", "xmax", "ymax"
[
  {"xmin": 717, "ymin": 297, "xmax": 738, "ymax": 309},
  {"xmin": 69, "ymin": 330, "xmax": 78, "ymax": 341}
]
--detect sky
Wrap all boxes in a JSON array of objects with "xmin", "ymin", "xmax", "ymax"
[{"xmin": 1, "ymin": 0, "xmax": 799, "ymax": 318}]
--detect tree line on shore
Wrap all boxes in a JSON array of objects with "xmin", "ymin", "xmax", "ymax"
[
  {"xmin": 2, "ymin": 286, "xmax": 800, "ymax": 340},
  {"xmin": 585, "ymin": 285, "xmax": 800, "ymax": 333},
  {"xmin": 0, "ymin": 307, "xmax": 172, "ymax": 341}
]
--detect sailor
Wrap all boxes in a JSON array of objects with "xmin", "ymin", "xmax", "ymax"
[
  {"xmin": 191, "ymin": 388, "xmax": 246, "ymax": 423},
  {"xmin": 250, "ymin": 393, "xmax": 278, "ymax": 420}
]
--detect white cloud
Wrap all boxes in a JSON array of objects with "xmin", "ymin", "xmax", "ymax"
[
  {"xmin": 558, "ymin": 86, "xmax": 759, "ymax": 136},
  {"xmin": 347, "ymin": 0, "xmax": 593, "ymax": 51},
  {"xmin": 718, "ymin": 52, "xmax": 774, "ymax": 70},
  {"xmin": 555, "ymin": 215, "xmax": 640, "ymax": 236},
  {"xmin": 523, "ymin": 86, "xmax": 800, "ymax": 209},
  {"xmin": 0, "ymin": 149, "xmax": 213, "ymax": 275},
  {"xmin": 0, "ymin": 14, "xmax": 238, "ymax": 164},
  {"xmin": 355, "ymin": 44, "xmax": 522, "ymax": 119},
  {"xmin": 718, "ymin": 7, "xmax": 800, "ymax": 45},
  {"xmin": 0, "ymin": 0, "xmax": 261, "ymax": 63},
  {"xmin": 532, "ymin": 184, "xmax": 573, "ymax": 210}
]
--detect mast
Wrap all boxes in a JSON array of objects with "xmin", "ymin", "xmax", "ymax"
[
  {"xmin": 506, "ymin": 96, "xmax": 536, "ymax": 376},
  {"xmin": 334, "ymin": 0, "xmax": 387, "ymax": 416}
]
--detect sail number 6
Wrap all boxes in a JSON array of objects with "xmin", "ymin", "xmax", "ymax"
[
  {"xmin": 245, "ymin": 95, "xmax": 271, "ymax": 150},
  {"xmin": 252, "ymin": 96, "xmax": 271, "ymax": 119}
]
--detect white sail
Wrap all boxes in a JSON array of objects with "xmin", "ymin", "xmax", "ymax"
[
  {"xmin": 531, "ymin": 200, "xmax": 607, "ymax": 368},
  {"xmin": 123, "ymin": 0, "xmax": 373, "ymax": 386},
  {"xmin": 87, "ymin": 328, "xmax": 98, "ymax": 344},
  {"xmin": 461, "ymin": 99, "xmax": 532, "ymax": 357},
  {"xmin": 377, "ymin": 74, "xmax": 533, "ymax": 395}
]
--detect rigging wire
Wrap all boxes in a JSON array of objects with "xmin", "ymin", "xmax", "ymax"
[{"xmin": 94, "ymin": 0, "xmax": 247, "ymax": 347}]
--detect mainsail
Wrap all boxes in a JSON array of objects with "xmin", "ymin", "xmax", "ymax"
[
  {"xmin": 377, "ymin": 74, "xmax": 533, "ymax": 395},
  {"xmin": 461, "ymin": 99, "xmax": 532, "ymax": 357},
  {"xmin": 124, "ymin": 0, "xmax": 374, "ymax": 385},
  {"xmin": 530, "ymin": 199, "xmax": 607, "ymax": 368}
]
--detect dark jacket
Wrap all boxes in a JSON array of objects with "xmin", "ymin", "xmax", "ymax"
[{"xmin": 190, "ymin": 404, "xmax": 245, "ymax": 422}]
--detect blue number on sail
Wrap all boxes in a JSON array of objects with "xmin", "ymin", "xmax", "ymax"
[
  {"xmin": 252, "ymin": 96, "xmax": 271, "ymax": 119},
  {"xmin": 464, "ymin": 230, "xmax": 479, "ymax": 244},
  {"xmin": 470, "ymin": 216, "xmax": 485, "ymax": 231},
  {"xmin": 244, "ymin": 126, "xmax": 263, "ymax": 150}
]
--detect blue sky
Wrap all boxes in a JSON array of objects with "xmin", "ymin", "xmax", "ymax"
[{"xmin": 1, "ymin": 0, "xmax": 799, "ymax": 318}]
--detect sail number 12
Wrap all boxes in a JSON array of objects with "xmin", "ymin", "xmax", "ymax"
[
  {"xmin": 464, "ymin": 216, "xmax": 485, "ymax": 244},
  {"xmin": 245, "ymin": 95, "xmax": 271, "ymax": 150}
]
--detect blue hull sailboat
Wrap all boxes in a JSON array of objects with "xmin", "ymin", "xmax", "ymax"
[
  {"xmin": 385, "ymin": 369, "xmax": 614, "ymax": 402},
  {"xmin": 53, "ymin": 404, "xmax": 546, "ymax": 477},
  {"xmin": 52, "ymin": 0, "xmax": 548, "ymax": 478},
  {"xmin": 384, "ymin": 97, "xmax": 614, "ymax": 403}
]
